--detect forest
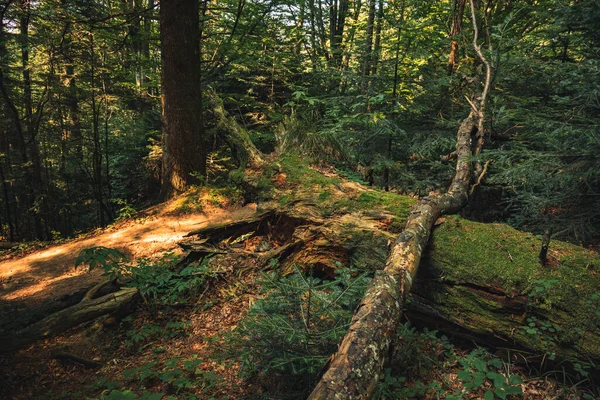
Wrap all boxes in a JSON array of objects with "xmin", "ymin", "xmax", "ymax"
[{"xmin": 1, "ymin": 0, "xmax": 599, "ymax": 399}]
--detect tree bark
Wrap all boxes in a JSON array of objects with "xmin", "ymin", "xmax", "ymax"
[
  {"xmin": 160, "ymin": 0, "xmax": 206, "ymax": 197},
  {"xmin": 447, "ymin": 0, "xmax": 467, "ymax": 74},
  {"xmin": 309, "ymin": 3, "xmax": 495, "ymax": 395},
  {"xmin": 207, "ymin": 91, "xmax": 264, "ymax": 169},
  {"xmin": 361, "ymin": 0, "xmax": 376, "ymax": 83}
]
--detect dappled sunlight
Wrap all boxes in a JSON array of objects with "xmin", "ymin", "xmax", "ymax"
[
  {"xmin": 108, "ymin": 230, "xmax": 125, "ymax": 240},
  {"xmin": 0, "ymin": 204, "xmax": 256, "ymax": 308},
  {"xmin": 2, "ymin": 271, "xmax": 85, "ymax": 300},
  {"xmin": 139, "ymin": 232, "xmax": 186, "ymax": 244},
  {"xmin": 33, "ymin": 247, "xmax": 65, "ymax": 259}
]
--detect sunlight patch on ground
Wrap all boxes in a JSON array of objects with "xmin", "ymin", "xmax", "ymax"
[
  {"xmin": 29, "ymin": 247, "xmax": 65, "ymax": 261},
  {"xmin": 109, "ymin": 230, "xmax": 125, "ymax": 240},
  {"xmin": 2, "ymin": 270, "xmax": 86, "ymax": 300},
  {"xmin": 140, "ymin": 233, "xmax": 185, "ymax": 243},
  {"xmin": 0, "ymin": 205, "xmax": 256, "ymax": 306}
]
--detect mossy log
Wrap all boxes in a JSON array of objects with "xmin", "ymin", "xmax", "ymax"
[
  {"xmin": 0, "ymin": 281, "xmax": 139, "ymax": 353},
  {"xmin": 208, "ymin": 90, "xmax": 265, "ymax": 169},
  {"xmin": 178, "ymin": 158, "xmax": 600, "ymax": 391},
  {"xmin": 407, "ymin": 218, "xmax": 600, "ymax": 370}
]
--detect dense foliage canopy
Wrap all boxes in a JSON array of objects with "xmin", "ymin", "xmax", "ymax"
[{"xmin": 1, "ymin": 0, "xmax": 599, "ymax": 244}]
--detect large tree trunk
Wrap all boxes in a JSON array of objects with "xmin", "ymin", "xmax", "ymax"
[{"xmin": 160, "ymin": 0, "xmax": 206, "ymax": 197}]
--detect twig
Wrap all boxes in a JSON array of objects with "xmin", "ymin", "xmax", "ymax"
[
  {"xmin": 470, "ymin": 160, "xmax": 491, "ymax": 195},
  {"xmin": 51, "ymin": 351, "xmax": 102, "ymax": 368},
  {"xmin": 468, "ymin": 0, "xmax": 492, "ymax": 113},
  {"xmin": 464, "ymin": 95, "xmax": 479, "ymax": 113}
]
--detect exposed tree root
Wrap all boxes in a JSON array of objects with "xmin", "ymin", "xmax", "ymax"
[{"xmin": 181, "ymin": 202, "xmax": 393, "ymax": 279}]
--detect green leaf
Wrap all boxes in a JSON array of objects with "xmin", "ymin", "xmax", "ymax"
[
  {"xmin": 484, "ymin": 390, "xmax": 495, "ymax": 400},
  {"xmin": 508, "ymin": 374, "xmax": 523, "ymax": 385},
  {"xmin": 505, "ymin": 385, "xmax": 523, "ymax": 395}
]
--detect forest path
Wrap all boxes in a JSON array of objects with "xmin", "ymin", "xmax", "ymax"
[{"xmin": 0, "ymin": 200, "xmax": 256, "ymax": 334}]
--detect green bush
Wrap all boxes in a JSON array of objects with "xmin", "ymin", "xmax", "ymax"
[
  {"xmin": 221, "ymin": 266, "xmax": 370, "ymax": 398},
  {"xmin": 76, "ymin": 247, "xmax": 214, "ymax": 306}
]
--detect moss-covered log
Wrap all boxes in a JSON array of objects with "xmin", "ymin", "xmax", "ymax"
[
  {"xmin": 0, "ymin": 283, "xmax": 139, "ymax": 353},
  {"xmin": 207, "ymin": 90, "xmax": 264, "ymax": 169},
  {"xmin": 407, "ymin": 218, "xmax": 600, "ymax": 369}
]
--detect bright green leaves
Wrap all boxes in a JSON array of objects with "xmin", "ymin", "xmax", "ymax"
[
  {"xmin": 75, "ymin": 246, "xmax": 128, "ymax": 277},
  {"xmin": 456, "ymin": 349, "xmax": 523, "ymax": 399},
  {"xmin": 76, "ymin": 246, "xmax": 214, "ymax": 306}
]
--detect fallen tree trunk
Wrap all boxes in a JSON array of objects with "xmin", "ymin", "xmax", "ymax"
[
  {"xmin": 177, "ymin": 175, "xmax": 600, "ymax": 381},
  {"xmin": 0, "ymin": 281, "xmax": 138, "ymax": 353},
  {"xmin": 308, "ymin": 112, "xmax": 478, "ymax": 399},
  {"xmin": 309, "ymin": 2, "xmax": 491, "ymax": 396},
  {"xmin": 406, "ymin": 217, "xmax": 600, "ymax": 371}
]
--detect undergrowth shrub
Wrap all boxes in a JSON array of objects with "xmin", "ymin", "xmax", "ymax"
[
  {"xmin": 219, "ymin": 265, "xmax": 370, "ymax": 399},
  {"xmin": 76, "ymin": 247, "xmax": 214, "ymax": 306},
  {"xmin": 376, "ymin": 325, "xmax": 523, "ymax": 400},
  {"xmin": 91, "ymin": 356, "xmax": 220, "ymax": 399}
]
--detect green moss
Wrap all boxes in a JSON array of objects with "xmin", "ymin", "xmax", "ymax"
[
  {"xmin": 421, "ymin": 217, "xmax": 600, "ymax": 362},
  {"xmin": 317, "ymin": 190, "xmax": 333, "ymax": 203},
  {"xmin": 276, "ymin": 153, "xmax": 415, "ymax": 223},
  {"xmin": 427, "ymin": 217, "xmax": 600, "ymax": 308},
  {"xmin": 278, "ymin": 194, "xmax": 293, "ymax": 206},
  {"xmin": 322, "ymin": 191, "xmax": 414, "ymax": 221},
  {"xmin": 340, "ymin": 228, "xmax": 390, "ymax": 271},
  {"xmin": 279, "ymin": 153, "xmax": 341, "ymax": 188},
  {"xmin": 355, "ymin": 191, "xmax": 415, "ymax": 216}
]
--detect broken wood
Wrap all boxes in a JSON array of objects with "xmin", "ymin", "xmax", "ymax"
[
  {"xmin": 539, "ymin": 228, "xmax": 552, "ymax": 266},
  {"xmin": 51, "ymin": 351, "xmax": 102, "ymax": 368},
  {"xmin": 0, "ymin": 282, "xmax": 139, "ymax": 353},
  {"xmin": 183, "ymin": 209, "xmax": 275, "ymax": 241}
]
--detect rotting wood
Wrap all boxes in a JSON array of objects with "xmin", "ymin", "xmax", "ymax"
[
  {"xmin": 406, "ymin": 264, "xmax": 600, "ymax": 372},
  {"xmin": 183, "ymin": 208, "xmax": 275, "ymax": 241},
  {"xmin": 0, "ymin": 282, "xmax": 139, "ymax": 353}
]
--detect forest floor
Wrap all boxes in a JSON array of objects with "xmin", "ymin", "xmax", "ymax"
[
  {"xmin": 0, "ymin": 196, "xmax": 256, "ymax": 336},
  {"xmin": 0, "ymin": 192, "xmax": 263, "ymax": 399},
  {"xmin": 1, "ymin": 163, "xmax": 598, "ymax": 399}
]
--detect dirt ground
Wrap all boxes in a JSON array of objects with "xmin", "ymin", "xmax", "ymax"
[
  {"xmin": 0, "ymin": 200, "xmax": 256, "ymax": 335},
  {"xmin": 0, "ymin": 199, "xmax": 263, "ymax": 399}
]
